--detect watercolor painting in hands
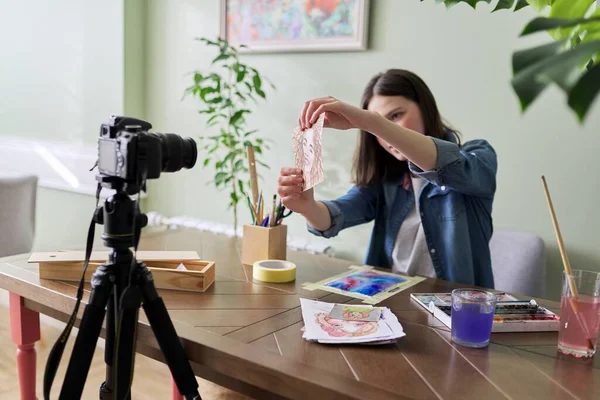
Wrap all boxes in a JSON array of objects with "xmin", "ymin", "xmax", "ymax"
[
  {"xmin": 293, "ymin": 113, "xmax": 325, "ymax": 191},
  {"xmin": 302, "ymin": 266, "xmax": 426, "ymax": 304}
]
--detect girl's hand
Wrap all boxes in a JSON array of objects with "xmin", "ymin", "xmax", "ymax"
[
  {"xmin": 299, "ymin": 96, "xmax": 374, "ymax": 131},
  {"xmin": 277, "ymin": 167, "xmax": 315, "ymax": 214}
]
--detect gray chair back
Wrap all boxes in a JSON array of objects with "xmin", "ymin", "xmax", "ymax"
[
  {"xmin": 0, "ymin": 174, "xmax": 38, "ymax": 257},
  {"xmin": 489, "ymin": 230, "xmax": 546, "ymax": 298}
]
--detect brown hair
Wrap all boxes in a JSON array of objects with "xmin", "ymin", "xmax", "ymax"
[{"xmin": 351, "ymin": 69, "xmax": 460, "ymax": 187}]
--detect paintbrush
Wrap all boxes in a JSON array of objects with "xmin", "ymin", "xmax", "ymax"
[
  {"xmin": 541, "ymin": 175, "xmax": 595, "ymax": 351},
  {"xmin": 247, "ymin": 145, "xmax": 259, "ymax": 207}
]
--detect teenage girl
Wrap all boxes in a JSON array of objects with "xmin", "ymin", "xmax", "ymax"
[{"xmin": 277, "ymin": 69, "xmax": 497, "ymax": 287}]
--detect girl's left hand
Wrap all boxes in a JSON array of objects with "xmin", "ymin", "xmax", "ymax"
[{"xmin": 299, "ymin": 96, "xmax": 373, "ymax": 131}]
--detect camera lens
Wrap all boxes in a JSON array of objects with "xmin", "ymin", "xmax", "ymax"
[{"xmin": 153, "ymin": 133, "xmax": 197, "ymax": 172}]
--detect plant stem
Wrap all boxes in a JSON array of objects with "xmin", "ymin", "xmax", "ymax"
[{"xmin": 228, "ymin": 59, "xmax": 238, "ymax": 233}]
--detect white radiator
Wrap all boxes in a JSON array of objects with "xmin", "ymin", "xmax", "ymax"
[{"xmin": 146, "ymin": 211, "xmax": 334, "ymax": 257}]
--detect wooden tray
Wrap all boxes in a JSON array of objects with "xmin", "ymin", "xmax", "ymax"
[{"xmin": 28, "ymin": 251, "xmax": 215, "ymax": 292}]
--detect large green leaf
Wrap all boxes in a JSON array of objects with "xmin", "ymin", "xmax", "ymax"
[
  {"xmin": 512, "ymin": 39, "xmax": 600, "ymax": 118},
  {"xmin": 520, "ymin": 15, "xmax": 600, "ymax": 36},
  {"xmin": 569, "ymin": 61, "xmax": 600, "ymax": 120},
  {"xmin": 511, "ymin": 40, "xmax": 567, "ymax": 109}
]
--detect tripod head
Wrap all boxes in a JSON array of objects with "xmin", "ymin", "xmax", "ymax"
[{"xmin": 92, "ymin": 180, "xmax": 148, "ymax": 251}]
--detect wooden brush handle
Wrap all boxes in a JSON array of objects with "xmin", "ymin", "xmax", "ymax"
[
  {"xmin": 247, "ymin": 145, "xmax": 259, "ymax": 206},
  {"xmin": 541, "ymin": 176, "xmax": 578, "ymax": 297}
]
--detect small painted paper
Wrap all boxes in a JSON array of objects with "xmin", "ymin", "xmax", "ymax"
[
  {"xmin": 300, "ymin": 298, "xmax": 405, "ymax": 345},
  {"xmin": 328, "ymin": 304, "xmax": 382, "ymax": 322},
  {"xmin": 302, "ymin": 265, "xmax": 426, "ymax": 304},
  {"xmin": 292, "ymin": 113, "xmax": 325, "ymax": 191}
]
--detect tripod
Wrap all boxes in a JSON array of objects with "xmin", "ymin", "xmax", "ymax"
[{"xmin": 44, "ymin": 181, "xmax": 201, "ymax": 400}]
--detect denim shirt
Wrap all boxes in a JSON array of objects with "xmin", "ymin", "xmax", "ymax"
[{"xmin": 307, "ymin": 135, "xmax": 498, "ymax": 288}]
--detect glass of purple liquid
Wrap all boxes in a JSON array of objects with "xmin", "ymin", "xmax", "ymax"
[{"xmin": 451, "ymin": 289, "xmax": 497, "ymax": 348}]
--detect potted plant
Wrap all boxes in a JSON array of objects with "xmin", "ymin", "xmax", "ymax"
[{"xmin": 184, "ymin": 37, "xmax": 275, "ymax": 233}]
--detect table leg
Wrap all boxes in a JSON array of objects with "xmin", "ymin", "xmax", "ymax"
[
  {"xmin": 171, "ymin": 376, "xmax": 183, "ymax": 400},
  {"xmin": 9, "ymin": 292, "xmax": 41, "ymax": 400}
]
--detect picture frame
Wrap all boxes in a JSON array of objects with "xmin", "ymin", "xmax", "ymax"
[{"xmin": 220, "ymin": 0, "xmax": 370, "ymax": 53}]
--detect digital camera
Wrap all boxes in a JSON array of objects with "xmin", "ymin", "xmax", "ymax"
[{"xmin": 97, "ymin": 115, "xmax": 197, "ymax": 192}]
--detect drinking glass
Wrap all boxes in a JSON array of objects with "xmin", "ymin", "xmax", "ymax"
[
  {"xmin": 557, "ymin": 269, "xmax": 600, "ymax": 358},
  {"xmin": 451, "ymin": 289, "xmax": 497, "ymax": 348}
]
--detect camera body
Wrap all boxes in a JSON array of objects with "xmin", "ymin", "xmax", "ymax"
[{"xmin": 96, "ymin": 115, "xmax": 197, "ymax": 193}]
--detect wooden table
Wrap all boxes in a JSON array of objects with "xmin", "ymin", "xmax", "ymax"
[{"xmin": 1, "ymin": 228, "xmax": 599, "ymax": 400}]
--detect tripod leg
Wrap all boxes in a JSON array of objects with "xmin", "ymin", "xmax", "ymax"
[
  {"xmin": 113, "ymin": 286, "xmax": 142, "ymax": 400},
  {"xmin": 59, "ymin": 270, "xmax": 113, "ymax": 399},
  {"xmin": 99, "ymin": 287, "xmax": 118, "ymax": 399},
  {"xmin": 138, "ymin": 265, "xmax": 201, "ymax": 400}
]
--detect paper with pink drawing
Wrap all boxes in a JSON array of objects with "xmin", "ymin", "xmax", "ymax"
[
  {"xmin": 328, "ymin": 304, "xmax": 382, "ymax": 322},
  {"xmin": 292, "ymin": 113, "xmax": 325, "ymax": 191},
  {"xmin": 300, "ymin": 298, "xmax": 405, "ymax": 345}
]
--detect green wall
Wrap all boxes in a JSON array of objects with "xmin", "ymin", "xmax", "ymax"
[{"xmin": 139, "ymin": 0, "xmax": 599, "ymax": 300}]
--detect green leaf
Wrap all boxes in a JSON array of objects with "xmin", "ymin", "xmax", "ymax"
[
  {"xmin": 244, "ymin": 129, "xmax": 258, "ymax": 137},
  {"xmin": 492, "ymin": 0, "xmax": 516, "ymax": 12},
  {"xmin": 511, "ymin": 39, "xmax": 600, "ymax": 117},
  {"xmin": 206, "ymin": 114, "xmax": 224, "ymax": 126},
  {"xmin": 212, "ymin": 53, "xmax": 230, "ymax": 64},
  {"xmin": 223, "ymin": 151, "xmax": 237, "ymax": 164},
  {"xmin": 198, "ymin": 107, "xmax": 216, "ymax": 114},
  {"xmin": 200, "ymin": 86, "xmax": 217, "ymax": 100},
  {"xmin": 194, "ymin": 73, "xmax": 204, "ymax": 84},
  {"xmin": 203, "ymin": 158, "xmax": 210, "ymax": 167},
  {"xmin": 526, "ymin": 0, "xmax": 550, "ymax": 12},
  {"xmin": 237, "ymin": 179, "xmax": 245, "ymax": 194},
  {"xmin": 236, "ymin": 69, "xmax": 247, "ymax": 83},
  {"xmin": 520, "ymin": 15, "xmax": 600, "ymax": 37},
  {"xmin": 230, "ymin": 192, "xmax": 239, "ymax": 204},
  {"xmin": 252, "ymin": 74, "xmax": 262, "ymax": 90},
  {"xmin": 512, "ymin": 39, "xmax": 566, "ymax": 75},
  {"xmin": 234, "ymin": 159, "xmax": 245, "ymax": 172},
  {"xmin": 214, "ymin": 172, "xmax": 228, "ymax": 185},
  {"xmin": 568, "ymin": 61, "xmax": 600, "ymax": 121},
  {"xmin": 230, "ymin": 109, "xmax": 250, "ymax": 125},
  {"xmin": 255, "ymin": 87, "xmax": 266, "ymax": 98},
  {"xmin": 197, "ymin": 37, "xmax": 218, "ymax": 46},
  {"xmin": 256, "ymin": 159, "xmax": 270, "ymax": 169},
  {"xmin": 514, "ymin": 0, "xmax": 528, "ymax": 11}
]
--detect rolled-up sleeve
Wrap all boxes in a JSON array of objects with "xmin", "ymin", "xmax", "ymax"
[
  {"xmin": 307, "ymin": 185, "xmax": 378, "ymax": 238},
  {"xmin": 409, "ymin": 138, "xmax": 497, "ymax": 198}
]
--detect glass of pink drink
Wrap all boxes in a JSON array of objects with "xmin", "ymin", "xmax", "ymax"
[{"xmin": 557, "ymin": 269, "xmax": 600, "ymax": 358}]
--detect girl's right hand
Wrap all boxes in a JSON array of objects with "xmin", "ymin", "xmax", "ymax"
[{"xmin": 277, "ymin": 167, "xmax": 315, "ymax": 214}]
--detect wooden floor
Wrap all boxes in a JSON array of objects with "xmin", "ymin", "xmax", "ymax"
[{"xmin": 0, "ymin": 290, "xmax": 248, "ymax": 400}]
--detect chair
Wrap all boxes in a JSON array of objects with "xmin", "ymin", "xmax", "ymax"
[
  {"xmin": 0, "ymin": 174, "xmax": 38, "ymax": 257},
  {"xmin": 489, "ymin": 230, "xmax": 546, "ymax": 298}
]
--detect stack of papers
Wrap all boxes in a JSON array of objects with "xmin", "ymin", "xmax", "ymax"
[{"xmin": 299, "ymin": 298, "xmax": 406, "ymax": 345}]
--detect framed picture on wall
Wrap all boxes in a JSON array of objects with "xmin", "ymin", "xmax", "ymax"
[{"xmin": 220, "ymin": 0, "xmax": 370, "ymax": 53}]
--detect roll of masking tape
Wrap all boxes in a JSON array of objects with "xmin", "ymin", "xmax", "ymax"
[{"xmin": 252, "ymin": 260, "xmax": 296, "ymax": 283}]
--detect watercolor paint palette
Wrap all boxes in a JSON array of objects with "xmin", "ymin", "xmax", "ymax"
[{"xmin": 411, "ymin": 293, "xmax": 560, "ymax": 332}]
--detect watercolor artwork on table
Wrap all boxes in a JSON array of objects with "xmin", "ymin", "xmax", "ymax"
[
  {"xmin": 220, "ymin": 0, "xmax": 370, "ymax": 53},
  {"xmin": 302, "ymin": 266, "xmax": 426, "ymax": 304}
]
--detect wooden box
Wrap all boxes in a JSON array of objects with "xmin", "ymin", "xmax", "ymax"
[
  {"xmin": 241, "ymin": 224, "xmax": 287, "ymax": 266},
  {"xmin": 28, "ymin": 251, "xmax": 215, "ymax": 292}
]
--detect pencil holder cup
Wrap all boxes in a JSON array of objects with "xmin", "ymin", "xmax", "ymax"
[{"xmin": 241, "ymin": 224, "xmax": 287, "ymax": 266}]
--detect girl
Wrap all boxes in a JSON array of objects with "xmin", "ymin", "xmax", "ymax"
[{"xmin": 277, "ymin": 69, "xmax": 497, "ymax": 288}]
